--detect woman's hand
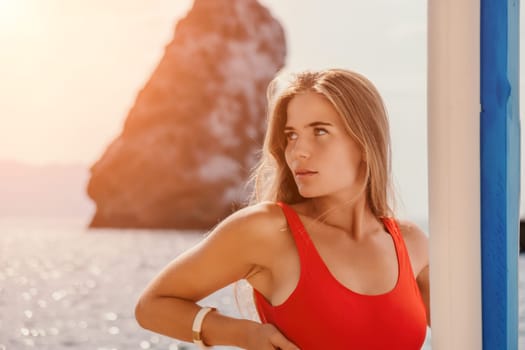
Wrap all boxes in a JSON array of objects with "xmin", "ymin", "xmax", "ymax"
[{"xmin": 244, "ymin": 323, "xmax": 300, "ymax": 350}]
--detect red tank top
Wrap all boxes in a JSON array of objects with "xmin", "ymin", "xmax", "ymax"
[{"xmin": 253, "ymin": 202, "xmax": 427, "ymax": 349}]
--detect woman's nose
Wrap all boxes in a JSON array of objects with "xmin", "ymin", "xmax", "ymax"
[{"xmin": 290, "ymin": 139, "xmax": 311, "ymax": 159}]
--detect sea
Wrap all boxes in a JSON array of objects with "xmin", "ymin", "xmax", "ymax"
[{"xmin": 0, "ymin": 217, "xmax": 523, "ymax": 349}]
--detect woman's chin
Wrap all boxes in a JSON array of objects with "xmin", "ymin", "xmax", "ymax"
[{"xmin": 297, "ymin": 189, "xmax": 319, "ymax": 198}]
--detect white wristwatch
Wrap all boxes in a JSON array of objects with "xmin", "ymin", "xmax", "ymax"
[{"xmin": 192, "ymin": 307, "xmax": 216, "ymax": 349}]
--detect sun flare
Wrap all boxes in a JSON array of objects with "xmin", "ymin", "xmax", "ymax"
[{"xmin": 0, "ymin": 0, "xmax": 29, "ymax": 31}]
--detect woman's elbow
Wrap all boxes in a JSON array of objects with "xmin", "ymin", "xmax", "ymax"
[{"xmin": 135, "ymin": 294, "xmax": 154, "ymax": 330}]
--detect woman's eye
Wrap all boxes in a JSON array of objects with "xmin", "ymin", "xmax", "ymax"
[
  {"xmin": 285, "ymin": 132, "xmax": 298, "ymax": 141},
  {"xmin": 314, "ymin": 128, "xmax": 328, "ymax": 136}
]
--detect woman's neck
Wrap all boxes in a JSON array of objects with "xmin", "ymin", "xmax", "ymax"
[{"xmin": 304, "ymin": 195, "xmax": 380, "ymax": 240}]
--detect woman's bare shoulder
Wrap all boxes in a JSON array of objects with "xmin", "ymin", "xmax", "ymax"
[
  {"xmin": 396, "ymin": 220, "xmax": 428, "ymax": 244},
  {"xmin": 395, "ymin": 220, "xmax": 429, "ymax": 273},
  {"xmin": 231, "ymin": 201, "xmax": 285, "ymax": 220},
  {"xmin": 215, "ymin": 201, "xmax": 289, "ymax": 243},
  {"xmin": 208, "ymin": 201, "xmax": 290, "ymax": 271}
]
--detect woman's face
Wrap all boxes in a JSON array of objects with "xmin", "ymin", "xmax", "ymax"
[{"xmin": 284, "ymin": 92, "xmax": 366, "ymax": 200}]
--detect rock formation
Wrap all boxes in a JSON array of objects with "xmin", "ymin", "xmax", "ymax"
[{"xmin": 87, "ymin": 0, "xmax": 286, "ymax": 229}]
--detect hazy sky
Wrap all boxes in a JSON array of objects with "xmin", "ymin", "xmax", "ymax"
[{"xmin": 0, "ymin": 0, "xmax": 522, "ymax": 220}]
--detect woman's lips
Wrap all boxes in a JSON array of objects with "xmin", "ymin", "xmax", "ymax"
[{"xmin": 295, "ymin": 170, "xmax": 318, "ymax": 178}]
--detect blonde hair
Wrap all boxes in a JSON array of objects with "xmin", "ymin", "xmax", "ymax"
[{"xmin": 248, "ymin": 69, "xmax": 396, "ymax": 218}]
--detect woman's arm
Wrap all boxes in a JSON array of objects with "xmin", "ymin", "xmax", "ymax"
[
  {"xmin": 134, "ymin": 202, "xmax": 299, "ymax": 349},
  {"xmin": 398, "ymin": 221, "xmax": 431, "ymax": 326},
  {"xmin": 417, "ymin": 264, "xmax": 430, "ymax": 326}
]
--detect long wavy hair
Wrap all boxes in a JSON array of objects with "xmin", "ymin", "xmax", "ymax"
[{"xmin": 248, "ymin": 68, "xmax": 396, "ymax": 218}]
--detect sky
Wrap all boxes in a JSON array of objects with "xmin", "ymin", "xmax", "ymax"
[{"xmin": 0, "ymin": 0, "xmax": 521, "ymax": 220}]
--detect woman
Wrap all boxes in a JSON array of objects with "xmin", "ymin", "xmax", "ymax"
[{"xmin": 135, "ymin": 69, "xmax": 430, "ymax": 349}]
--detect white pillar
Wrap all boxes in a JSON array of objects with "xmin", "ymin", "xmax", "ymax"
[{"xmin": 427, "ymin": 0, "xmax": 482, "ymax": 348}]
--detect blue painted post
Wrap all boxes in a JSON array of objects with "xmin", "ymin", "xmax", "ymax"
[{"xmin": 480, "ymin": 0, "xmax": 520, "ymax": 348}]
